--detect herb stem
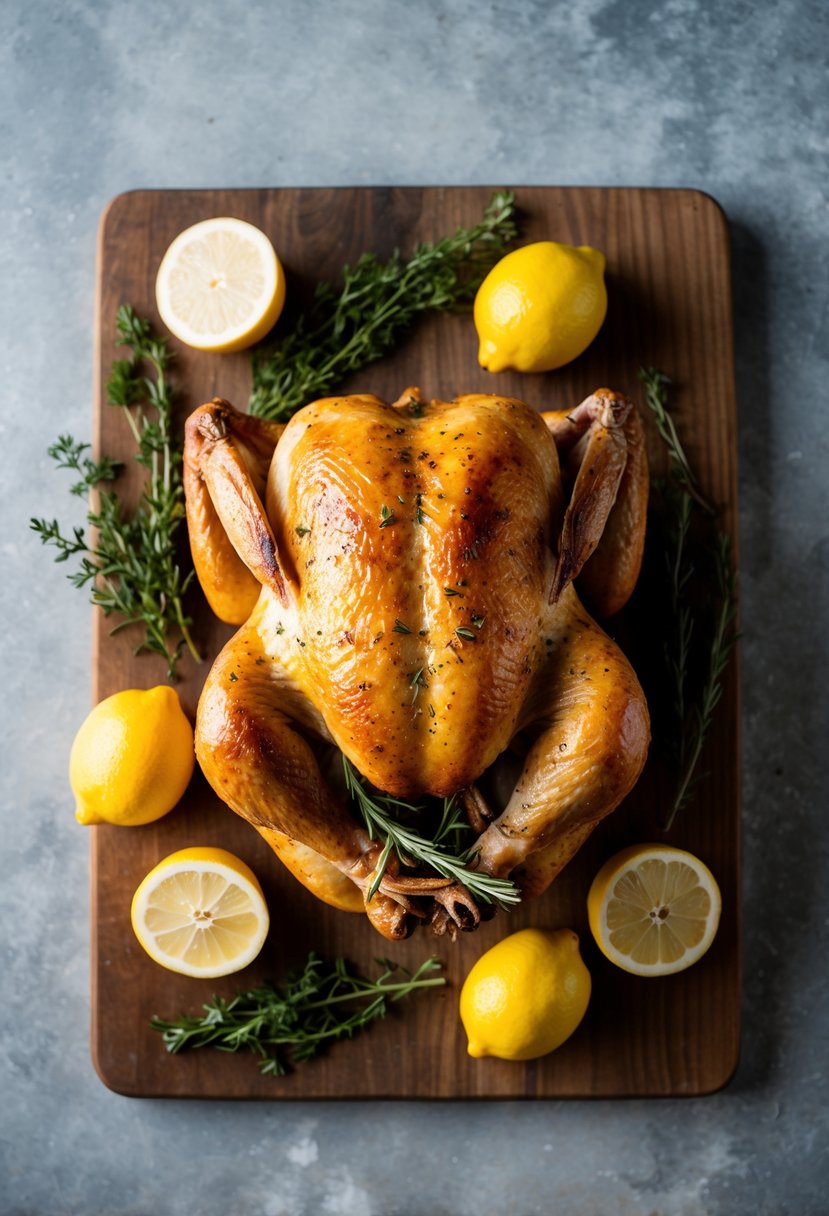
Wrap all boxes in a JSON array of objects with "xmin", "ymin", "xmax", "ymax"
[
  {"xmin": 663, "ymin": 534, "xmax": 737, "ymax": 830},
  {"xmin": 343, "ymin": 756, "xmax": 520, "ymax": 908},
  {"xmin": 638, "ymin": 367, "xmax": 715, "ymax": 514},
  {"xmin": 296, "ymin": 976, "xmax": 447, "ymax": 1010},
  {"xmin": 640, "ymin": 367, "xmax": 738, "ymax": 828},
  {"xmin": 250, "ymin": 192, "xmax": 518, "ymax": 421},
  {"xmin": 150, "ymin": 953, "xmax": 445, "ymax": 1076},
  {"xmin": 31, "ymin": 306, "xmax": 199, "ymax": 678}
]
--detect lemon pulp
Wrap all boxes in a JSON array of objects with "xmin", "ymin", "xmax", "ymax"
[
  {"xmin": 131, "ymin": 847, "xmax": 270, "ymax": 978},
  {"xmin": 588, "ymin": 845, "xmax": 721, "ymax": 976},
  {"xmin": 155, "ymin": 217, "xmax": 285, "ymax": 353}
]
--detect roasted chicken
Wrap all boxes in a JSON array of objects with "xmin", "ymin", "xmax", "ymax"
[{"xmin": 184, "ymin": 388, "xmax": 650, "ymax": 939}]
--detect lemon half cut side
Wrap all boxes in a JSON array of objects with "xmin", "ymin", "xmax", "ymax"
[
  {"xmin": 155, "ymin": 217, "xmax": 285, "ymax": 353},
  {"xmin": 587, "ymin": 845, "xmax": 722, "ymax": 977},
  {"xmin": 131, "ymin": 847, "xmax": 270, "ymax": 978}
]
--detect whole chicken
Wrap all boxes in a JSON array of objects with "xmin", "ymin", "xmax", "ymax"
[{"xmin": 184, "ymin": 387, "xmax": 650, "ymax": 940}]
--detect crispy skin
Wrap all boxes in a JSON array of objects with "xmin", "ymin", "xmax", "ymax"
[
  {"xmin": 265, "ymin": 391, "xmax": 559, "ymax": 797},
  {"xmin": 186, "ymin": 389, "xmax": 650, "ymax": 938},
  {"xmin": 473, "ymin": 583, "xmax": 650, "ymax": 882},
  {"xmin": 196, "ymin": 609, "xmax": 415, "ymax": 940},
  {"xmin": 543, "ymin": 394, "xmax": 649, "ymax": 617},
  {"xmin": 184, "ymin": 400, "xmax": 284, "ymax": 624}
]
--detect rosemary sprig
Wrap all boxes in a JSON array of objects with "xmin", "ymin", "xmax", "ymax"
[
  {"xmin": 409, "ymin": 667, "xmax": 429, "ymax": 700},
  {"xmin": 150, "ymin": 952, "xmax": 445, "ymax": 1077},
  {"xmin": 638, "ymin": 367, "xmax": 714, "ymax": 513},
  {"xmin": 31, "ymin": 305, "xmax": 199, "ymax": 679},
  {"xmin": 343, "ymin": 756, "xmax": 521, "ymax": 908},
  {"xmin": 249, "ymin": 191, "xmax": 518, "ymax": 421},
  {"xmin": 639, "ymin": 368, "xmax": 738, "ymax": 829},
  {"xmin": 667, "ymin": 533, "xmax": 738, "ymax": 827},
  {"xmin": 664, "ymin": 484, "xmax": 694, "ymax": 740}
]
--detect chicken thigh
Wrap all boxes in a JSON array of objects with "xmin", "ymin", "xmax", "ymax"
[{"xmin": 184, "ymin": 388, "xmax": 650, "ymax": 939}]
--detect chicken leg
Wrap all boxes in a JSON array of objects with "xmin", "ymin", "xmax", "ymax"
[{"xmin": 472, "ymin": 582, "xmax": 650, "ymax": 887}]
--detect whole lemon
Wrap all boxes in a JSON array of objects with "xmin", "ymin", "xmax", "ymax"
[
  {"xmin": 474, "ymin": 240, "xmax": 607, "ymax": 373},
  {"xmin": 459, "ymin": 927, "xmax": 591, "ymax": 1060},
  {"xmin": 70, "ymin": 687, "xmax": 195, "ymax": 826}
]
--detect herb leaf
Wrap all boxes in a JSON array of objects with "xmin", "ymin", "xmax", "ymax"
[
  {"xmin": 409, "ymin": 667, "xmax": 428, "ymax": 701},
  {"xmin": 31, "ymin": 306, "xmax": 199, "ymax": 678},
  {"xmin": 640, "ymin": 367, "xmax": 738, "ymax": 829},
  {"xmin": 249, "ymin": 192, "xmax": 518, "ymax": 421},
  {"xmin": 638, "ymin": 368, "xmax": 715, "ymax": 514},
  {"xmin": 150, "ymin": 953, "xmax": 445, "ymax": 1076},
  {"xmin": 44, "ymin": 435, "xmax": 123, "ymax": 497},
  {"xmin": 665, "ymin": 531, "xmax": 738, "ymax": 827},
  {"xmin": 343, "ymin": 756, "xmax": 521, "ymax": 909}
]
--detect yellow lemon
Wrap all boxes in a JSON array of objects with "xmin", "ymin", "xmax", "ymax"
[
  {"xmin": 155, "ymin": 216, "xmax": 285, "ymax": 352},
  {"xmin": 587, "ymin": 845, "xmax": 721, "ymax": 977},
  {"xmin": 70, "ymin": 686, "xmax": 194, "ymax": 827},
  {"xmin": 474, "ymin": 240, "xmax": 607, "ymax": 373},
  {"xmin": 459, "ymin": 928, "xmax": 591, "ymax": 1060},
  {"xmin": 131, "ymin": 847, "xmax": 270, "ymax": 978}
]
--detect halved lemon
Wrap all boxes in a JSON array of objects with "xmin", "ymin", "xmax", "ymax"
[
  {"xmin": 155, "ymin": 217, "xmax": 285, "ymax": 352},
  {"xmin": 587, "ymin": 845, "xmax": 721, "ymax": 977},
  {"xmin": 131, "ymin": 847, "xmax": 270, "ymax": 978}
]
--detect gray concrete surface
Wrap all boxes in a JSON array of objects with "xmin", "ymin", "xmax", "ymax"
[{"xmin": 2, "ymin": 0, "xmax": 827, "ymax": 1212}]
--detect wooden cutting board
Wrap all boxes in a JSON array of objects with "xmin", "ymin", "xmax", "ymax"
[{"xmin": 91, "ymin": 186, "xmax": 739, "ymax": 1098}]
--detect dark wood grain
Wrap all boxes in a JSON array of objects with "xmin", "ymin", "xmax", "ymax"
[{"xmin": 91, "ymin": 187, "xmax": 740, "ymax": 1099}]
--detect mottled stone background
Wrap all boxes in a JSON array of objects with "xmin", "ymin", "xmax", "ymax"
[{"xmin": 1, "ymin": 1, "xmax": 827, "ymax": 1212}]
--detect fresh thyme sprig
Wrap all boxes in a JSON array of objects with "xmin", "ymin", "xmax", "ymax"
[
  {"xmin": 45, "ymin": 435, "xmax": 123, "ymax": 496},
  {"xmin": 639, "ymin": 368, "xmax": 738, "ymax": 829},
  {"xmin": 31, "ymin": 305, "xmax": 199, "ymax": 679},
  {"xmin": 342, "ymin": 756, "xmax": 521, "ymax": 908},
  {"xmin": 150, "ymin": 952, "xmax": 445, "ymax": 1077},
  {"xmin": 249, "ymin": 191, "xmax": 518, "ymax": 421}
]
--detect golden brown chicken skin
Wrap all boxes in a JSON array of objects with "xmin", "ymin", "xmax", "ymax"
[{"xmin": 185, "ymin": 388, "xmax": 650, "ymax": 939}]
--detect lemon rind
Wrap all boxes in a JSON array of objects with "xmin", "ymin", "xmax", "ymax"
[
  {"xmin": 131, "ymin": 858, "xmax": 269, "ymax": 979},
  {"xmin": 590, "ymin": 846, "xmax": 721, "ymax": 978},
  {"xmin": 155, "ymin": 217, "xmax": 282, "ymax": 352}
]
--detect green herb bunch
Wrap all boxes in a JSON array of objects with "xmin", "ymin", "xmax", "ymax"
[
  {"xmin": 639, "ymin": 368, "xmax": 738, "ymax": 829},
  {"xmin": 151, "ymin": 953, "xmax": 445, "ymax": 1076},
  {"xmin": 249, "ymin": 191, "xmax": 518, "ymax": 421},
  {"xmin": 343, "ymin": 756, "xmax": 521, "ymax": 908},
  {"xmin": 31, "ymin": 306, "xmax": 199, "ymax": 679}
]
